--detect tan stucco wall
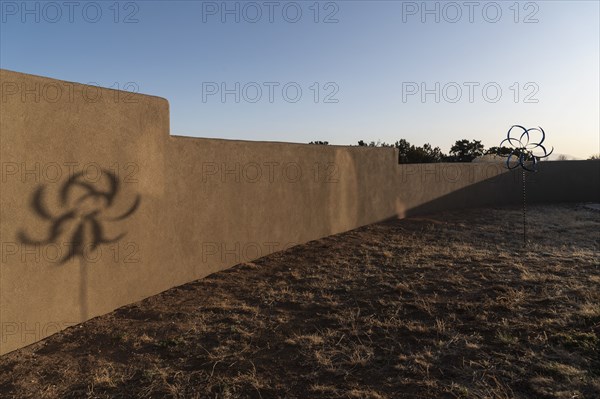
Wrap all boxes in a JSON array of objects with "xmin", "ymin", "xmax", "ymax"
[{"xmin": 1, "ymin": 69, "xmax": 598, "ymax": 355}]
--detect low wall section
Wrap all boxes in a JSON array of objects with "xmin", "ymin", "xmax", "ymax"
[{"xmin": 1, "ymin": 69, "xmax": 598, "ymax": 355}]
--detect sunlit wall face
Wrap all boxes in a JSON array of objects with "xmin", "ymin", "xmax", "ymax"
[{"xmin": 1, "ymin": 1, "xmax": 598, "ymax": 159}]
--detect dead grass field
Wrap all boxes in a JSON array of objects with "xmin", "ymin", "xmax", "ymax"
[{"xmin": 0, "ymin": 204, "xmax": 599, "ymax": 399}]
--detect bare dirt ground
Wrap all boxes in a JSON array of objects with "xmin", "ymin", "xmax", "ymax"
[{"xmin": 0, "ymin": 204, "xmax": 599, "ymax": 399}]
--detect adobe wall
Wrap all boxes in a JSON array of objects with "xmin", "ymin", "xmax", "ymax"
[{"xmin": 1, "ymin": 69, "xmax": 597, "ymax": 355}]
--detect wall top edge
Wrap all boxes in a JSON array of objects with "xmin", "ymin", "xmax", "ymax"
[
  {"xmin": 169, "ymin": 134, "xmax": 400, "ymax": 151},
  {"xmin": 0, "ymin": 68, "xmax": 170, "ymax": 105}
]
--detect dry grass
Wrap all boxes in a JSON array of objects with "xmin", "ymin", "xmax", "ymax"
[{"xmin": 0, "ymin": 204, "xmax": 598, "ymax": 398}]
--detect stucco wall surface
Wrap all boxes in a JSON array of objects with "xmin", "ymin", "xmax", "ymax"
[{"xmin": 1, "ymin": 70, "xmax": 598, "ymax": 355}]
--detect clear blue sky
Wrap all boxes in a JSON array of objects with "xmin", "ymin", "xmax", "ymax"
[{"xmin": 1, "ymin": 0, "xmax": 598, "ymax": 158}]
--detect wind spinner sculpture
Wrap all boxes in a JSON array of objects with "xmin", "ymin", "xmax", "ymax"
[{"xmin": 500, "ymin": 125, "xmax": 553, "ymax": 246}]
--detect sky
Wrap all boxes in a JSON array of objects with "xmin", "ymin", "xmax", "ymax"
[{"xmin": 1, "ymin": 0, "xmax": 598, "ymax": 158}]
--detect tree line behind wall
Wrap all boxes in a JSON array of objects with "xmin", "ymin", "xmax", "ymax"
[
  {"xmin": 309, "ymin": 139, "xmax": 600, "ymax": 163},
  {"xmin": 309, "ymin": 139, "xmax": 506, "ymax": 163}
]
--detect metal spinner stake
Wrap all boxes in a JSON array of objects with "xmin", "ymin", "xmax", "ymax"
[{"xmin": 500, "ymin": 125, "xmax": 553, "ymax": 247}]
